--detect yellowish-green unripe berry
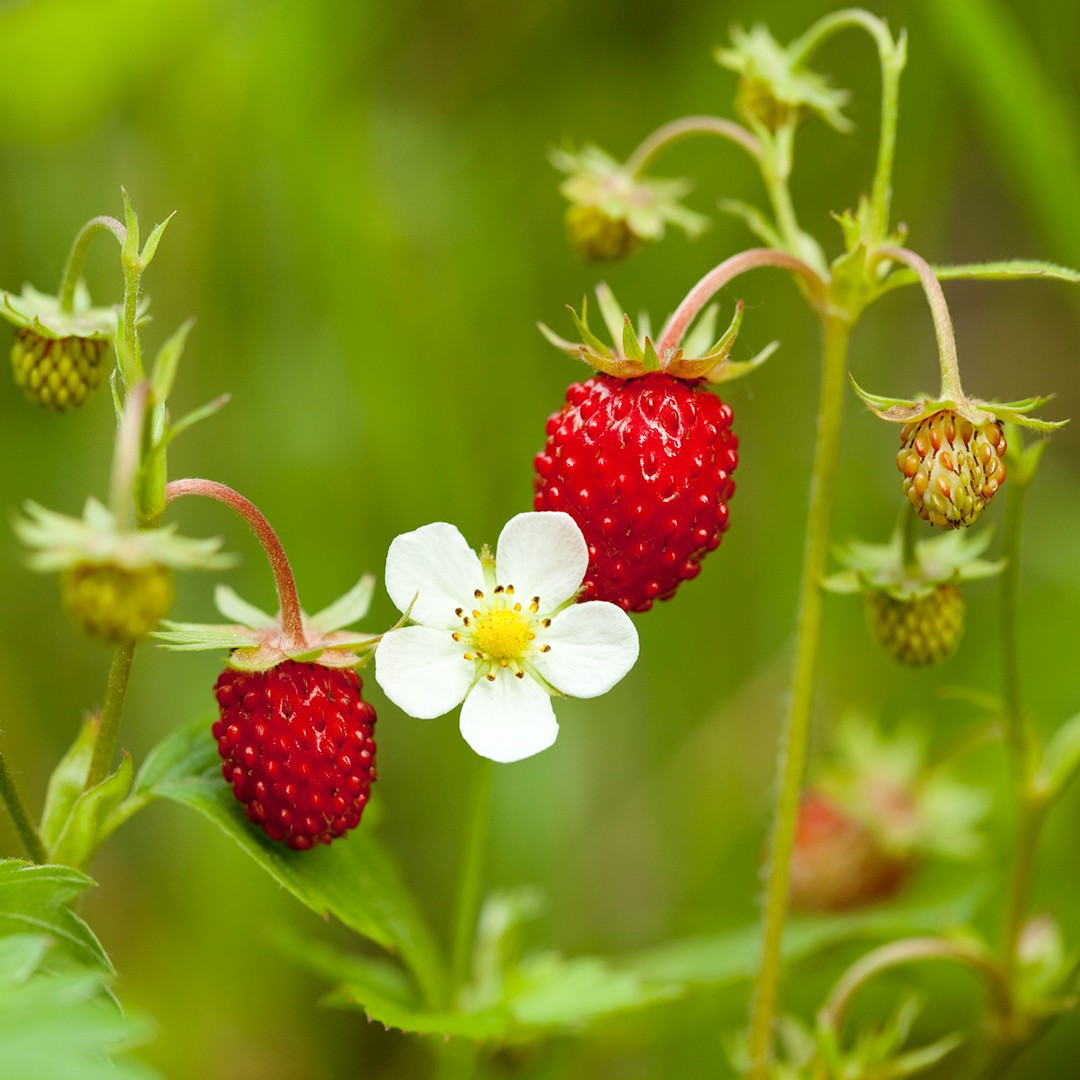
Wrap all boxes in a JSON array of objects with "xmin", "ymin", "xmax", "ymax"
[
  {"xmin": 60, "ymin": 562, "xmax": 174, "ymax": 643},
  {"xmin": 865, "ymin": 584, "xmax": 964, "ymax": 667},
  {"xmin": 10, "ymin": 328, "xmax": 108, "ymax": 412},
  {"xmin": 565, "ymin": 204, "xmax": 642, "ymax": 262}
]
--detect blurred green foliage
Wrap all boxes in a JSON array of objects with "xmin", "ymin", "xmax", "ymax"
[{"xmin": 0, "ymin": 0, "xmax": 1078, "ymax": 1076}]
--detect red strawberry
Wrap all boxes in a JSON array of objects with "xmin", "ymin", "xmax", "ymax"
[
  {"xmin": 212, "ymin": 660, "xmax": 377, "ymax": 850},
  {"xmin": 788, "ymin": 790, "xmax": 913, "ymax": 913},
  {"xmin": 533, "ymin": 372, "xmax": 738, "ymax": 612}
]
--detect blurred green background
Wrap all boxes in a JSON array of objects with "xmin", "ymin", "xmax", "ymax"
[{"xmin": 1, "ymin": 0, "xmax": 1079, "ymax": 1076}]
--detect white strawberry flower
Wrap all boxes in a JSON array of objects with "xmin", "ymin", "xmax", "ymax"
[{"xmin": 375, "ymin": 511, "xmax": 639, "ymax": 763}]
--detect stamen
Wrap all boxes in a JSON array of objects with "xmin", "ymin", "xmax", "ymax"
[
  {"xmin": 455, "ymin": 607, "xmax": 463, "ymax": 617},
  {"xmin": 529, "ymin": 596, "xmax": 540, "ymax": 612},
  {"xmin": 494, "ymin": 585, "xmax": 504, "ymax": 594},
  {"xmin": 472, "ymin": 609, "xmax": 481, "ymax": 619},
  {"xmin": 506, "ymin": 585, "xmax": 515, "ymax": 595},
  {"xmin": 499, "ymin": 659, "xmax": 508, "ymax": 667},
  {"xmin": 514, "ymin": 602, "xmax": 522, "ymax": 612},
  {"xmin": 541, "ymin": 618, "xmax": 551, "ymax": 628},
  {"xmin": 463, "ymin": 652, "xmax": 474, "ymax": 661},
  {"xmin": 527, "ymin": 632, "xmax": 535, "ymax": 641},
  {"xmin": 452, "ymin": 632, "xmax": 461, "ymax": 642},
  {"xmin": 485, "ymin": 673, "xmax": 496, "ymax": 682},
  {"xmin": 514, "ymin": 670, "xmax": 525, "ymax": 679},
  {"xmin": 540, "ymin": 644, "xmax": 551, "ymax": 653},
  {"xmin": 463, "ymin": 616, "xmax": 471, "ymax": 626},
  {"xmin": 474, "ymin": 589, "xmax": 484, "ymax": 599}
]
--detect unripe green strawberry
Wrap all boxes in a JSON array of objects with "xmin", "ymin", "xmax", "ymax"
[
  {"xmin": 11, "ymin": 328, "xmax": 108, "ymax": 411},
  {"xmin": 60, "ymin": 562, "xmax": 174, "ymax": 642},
  {"xmin": 865, "ymin": 583, "xmax": 964, "ymax": 667},
  {"xmin": 565, "ymin": 205, "xmax": 643, "ymax": 262},
  {"xmin": 897, "ymin": 410, "xmax": 1006, "ymax": 528}
]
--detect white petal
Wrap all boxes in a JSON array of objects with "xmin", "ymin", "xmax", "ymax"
[
  {"xmin": 531, "ymin": 601, "xmax": 639, "ymax": 698},
  {"xmin": 385, "ymin": 522, "xmax": 484, "ymax": 628},
  {"xmin": 459, "ymin": 672, "xmax": 559, "ymax": 763},
  {"xmin": 494, "ymin": 512, "xmax": 588, "ymax": 610},
  {"xmin": 374, "ymin": 625, "xmax": 475, "ymax": 719}
]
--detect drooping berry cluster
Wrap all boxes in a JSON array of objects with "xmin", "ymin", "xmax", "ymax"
[
  {"xmin": 213, "ymin": 661, "xmax": 377, "ymax": 850},
  {"xmin": 11, "ymin": 328, "xmax": 107, "ymax": 411},
  {"xmin": 534, "ymin": 372, "xmax": 738, "ymax": 612},
  {"xmin": 897, "ymin": 410, "xmax": 1006, "ymax": 528},
  {"xmin": 865, "ymin": 584, "xmax": 964, "ymax": 667}
]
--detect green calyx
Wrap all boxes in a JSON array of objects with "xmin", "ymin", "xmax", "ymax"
[
  {"xmin": 154, "ymin": 576, "xmax": 380, "ymax": 672},
  {"xmin": 550, "ymin": 144, "xmax": 708, "ymax": 258},
  {"xmin": 849, "ymin": 375, "xmax": 1066, "ymax": 434},
  {"xmin": 825, "ymin": 520, "xmax": 1004, "ymax": 602},
  {"xmin": 715, "ymin": 24, "xmax": 852, "ymax": 134},
  {"xmin": 1, "ymin": 283, "xmax": 120, "ymax": 341},
  {"xmin": 538, "ymin": 282, "xmax": 777, "ymax": 382},
  {"xmin": 14, "ymin": 498, "xmax": 231, "ymax": 574}
]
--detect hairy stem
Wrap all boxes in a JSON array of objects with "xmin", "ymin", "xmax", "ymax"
[
  {"xmin": 85, "ymin": 641, "xmax": 137, "ymax": 790},
  {"xmin": 787, "ymin": 9, "xmax": 904, "ymax": 241},
  {"xmin": 998, "ymin": 474, "xmax": 1042, "ymax": 992},
  {"xmin": 658, "ymin": 249, "xmax": 827, "ymax": 355},
  {"xmin": 0, "ymin": 746, "xmax": 48, "ymax": 863},
  {"xmin": 624, "ymin": 115, "xmax": 761, "ymax": 175},
  {"xmin": 57, "ymin": 216, "xmax": 126, "ymax": 314},
  {"xmin": 450, "ymin": 755, "xmax": 494, "ymax": 1001},
  {"xmin": 165, "ymin": 479, "xmax": 306, "ymax": 650},
  {"xmin": 874, "ymin": 247, "xmax": 962, "ymax": 400},
  {"xmin": 818, "ymin": 936, "xmax": 1011, "ymax": 1036},
  {"xmin": 747, "ymin": 312, "xmax": 853, "ymax": 1077}
]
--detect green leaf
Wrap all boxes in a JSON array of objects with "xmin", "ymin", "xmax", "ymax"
[
  {"xmin": 1037, "ymin": 713, "xmax": 1080, "ymax": 802},
  {"xmin": 129, "ymin": 717, "xmax": 446, "ymax": 1007},
  {"xmin": 0, "ymin": 861, "xmax": 111, "ymax": 974},
  {"xmin": 161, "ymin": 393, "xmax": 231, "ymax": 448},
  {"xmin": 148, "ymin": 318, "xmax": 193, "ymax": 404},
  {"xmin": 39, "ymin": 717, "xmax": 97, "ymax": 851},
  {"xmin": 49, "ymin": 754, "xmax": 133, "ymax": 870},
  {"xmin": 629, "ymin": 889, "xmax": 982, "ymax": 986},
  {"xmin": 309, "ymin": 575, "xmax": 376, "ymax": 633}
]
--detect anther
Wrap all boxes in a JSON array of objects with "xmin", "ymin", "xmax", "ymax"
[
  {"xmin": 541, "ymin": 618, "xmax": 552, "ymax": 628},
  {"xmin": 474, "ymin": 589, "xmax": 484, "ymax": 599},
  {"xmin": 455, "ymin": 607, "xmax": 463, "ymax": 617},
  {"xmin": 506, "ymin": 585, "xmax": 515, "ymax": 595},
  {"xmin": 485, "ymin": 673, "xmax": 496, "ymax": 682},
  {"xmin": 494, "ymin": 585, "xmax": 504, "ymax": 594},
  {"xmin": 515, "ymin": 670, "xmax": 525, "ymax": 679},
  {"xmin": 540, "ymin": 644, "xmax": 551, "ymax": 653},
  {"xmin": 463, "ymin": 652, "xmax": 474, "ymax": 661},
  {"xmin": 452, "ymin": 632, "xmax": 461, "ymax": 642}
]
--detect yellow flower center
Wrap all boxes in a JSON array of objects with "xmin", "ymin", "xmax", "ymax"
[{"xmin": 473, "ymin": 608, "xmax": 531, "ymax": 660}]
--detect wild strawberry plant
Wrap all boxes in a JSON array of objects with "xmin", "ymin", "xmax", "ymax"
[{"xmin": 1, "ymin": 9, "xmax": 1079, "ymax": 1079}]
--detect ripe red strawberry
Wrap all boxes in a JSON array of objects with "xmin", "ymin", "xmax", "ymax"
[
  {"xmin": 212, "ymin": 661, "xmax": 377, "ymax": 850},
  {"xmin": 534, "ymin": 372, "xmax": 737, "ymax": 612},
  {"xmin": 789, "ymin": 790, "xmax": 913, "ymax": 913}
]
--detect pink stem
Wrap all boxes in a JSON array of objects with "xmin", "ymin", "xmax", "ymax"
[
  {"xmin": 165, "ymin": 479, "xmax": 305, "ymax": 649},
  {"xmin": 658, "ymin": 249, "xmax": 828, "ymax": 354}
]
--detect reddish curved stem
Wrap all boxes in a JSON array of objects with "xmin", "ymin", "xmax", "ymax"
[
  {"xmin": 658, "ymin": 248, "xmax": 828, "ymax": 354},
  {"xmin": 165, "ymin": 479, "xmax": 305, "ymax": 649}
]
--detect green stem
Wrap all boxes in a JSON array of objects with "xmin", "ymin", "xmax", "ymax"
[
  {"xmin": 998, "ymin": 475, "xmax": 1042, "ymax": 992},
  {"xmin": 57, "ymin": 216, "xmax": 126, "ymax": 314},
  {"xmin": 117, "ymin": 252, "xmax": 144, "ymax": 388},
  {"xmin": 0, "ymin": 746, "xmax": 48, "ymax": 863},
  {"xmin": 787, "ymin": 9, "xmax": 904, "ymax": 242},
  {"xmin": 758, "ymin": 124, "xmax": 826, "ymax": 274},
  {"xmin": 85, "ymin": 640, "xmax": 137, "ymax": 791},
  {"xmin": 874, "ymin": 246, "xmax": 963, "ymax": 400},
  {"xmin": 449, "ymin": 754, "xmax": 494, "ymax": 1001},
  {"xmin": 747, "ymin": 311, "xmax": 853, "ymax": 1077},
  {"xmin": 818, "ymin": 935, "xmax": 1011, "ymax": 1037},
  {"xmin": 624, "ymin": 115, "xmax": 762, "ymax": 176}
]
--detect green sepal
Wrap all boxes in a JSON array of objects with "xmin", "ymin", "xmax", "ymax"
[
  {"xmin": 680, "ymin": 304, "xmax": 719, "ymax": 359},
  {"xmin": 310, "ymin": 574, "xmax": 375, "ymax": 633},
  {"xmin": 121, "ymin": 192, "xmax": 174, "ymax": 273},
  {"xmin": 1003, "ymin": 423, "xmax": 1049, "ymax": 487},
  {"xmin": 705, "ymin": 341, "xmax": 779, "ymax": 384},
  {"xmin": 149, "ymin": 319, "xmax": 193, "ymax": 405},
  {"xmin": 48, "ymin": 755, "xmax": 134, "ymax": 870},
  {"xmin": 621, "ymin": 315, "xmax": 644, "ymax": 362},
  {"xmin": 138, "ymin": 212, "xmax": 175, "ymax": 270},
  {"xmin": 214, "ymin": 584, "xmax": 273, "ymax": 628},
  {"xmin": 1036, "ymin": 713, "xmax": 1080, "ymax": 804},
  {"xmin": 151, "ymin": 622, "xmax": 259, "ymax": 651},
  {"xmin": 717, "ymin": 198, "xmax": 783, "ymax": 249},
  {"xmin": 641, "ymin": 336, "xmax": 661, "ymax": 372},
  {"xmin": 39, "ymin": 717, "xmax": 98, "ymax": 852},
  {"xmin": 593, "ymin": 282, "xmax": 624, "ymax": 346},
  {"xmin": 848, "ymin": 374, "xmax": 1066, "ymax": 431},
  {"xmin": 159, "ymin": 393, "xmax": 230, "ymax": 449},
  {"xmin": 567, "ymin": 296, "xmax": 611, "ymax": 358}
]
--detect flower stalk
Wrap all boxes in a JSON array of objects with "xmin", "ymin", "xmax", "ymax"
[
  {"xmin": 57, "ymin": 215, "xmax": 126, "ymax": 314},
  {"xmin": 624, "ymin": 115, "xmax": 761, "ymax": 175},
  {"xmin": 165, "ymin": 479, "xmax": 306, "ymax": 651}
]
